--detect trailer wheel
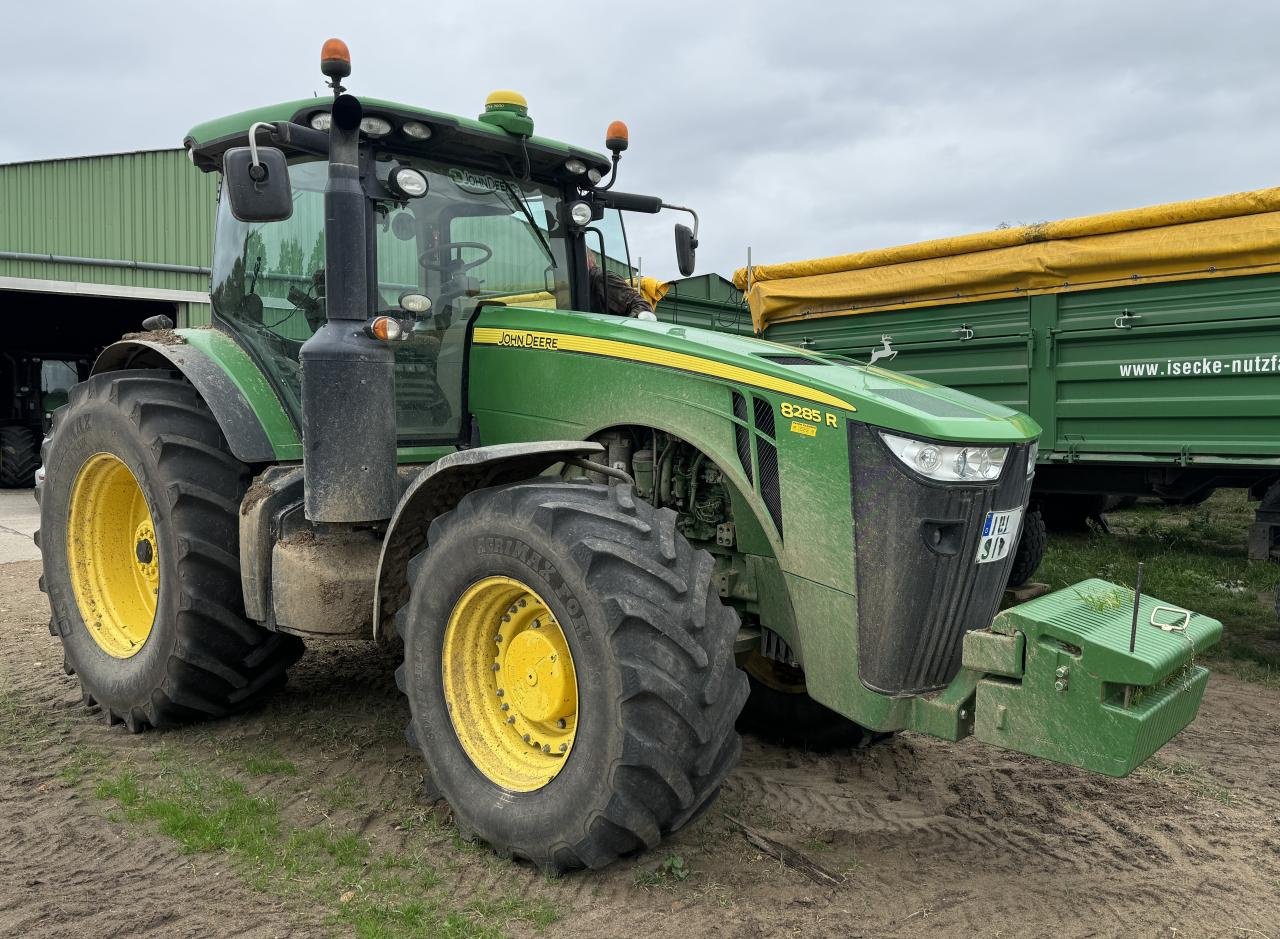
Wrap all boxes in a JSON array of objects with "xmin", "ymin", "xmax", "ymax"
[
  {"xmin": 37, "ymin": 370, "xmax": 302, "ymax": 731},
  {"xmin": 737, "ymin": 652, "xmax": 892, "ymax": 750},
  {"xmin": 1005, "ymin": 508, "xmax": 1047, "ymax": 588},
  {"xmin": 1038, "ymin": 494, "xmax": 1109, "ymax": 532},
  {"xmin": 395, "ymin": 479, "xmax": 747, "ymax": 872},
  {"xmin": 0, "ymin": 425, "xmax": 39, "ymax": 488}
]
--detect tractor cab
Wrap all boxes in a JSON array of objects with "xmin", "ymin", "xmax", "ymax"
[{"xmin": 191, "ymin": 84, "xmax": 663, "ymax": 452}]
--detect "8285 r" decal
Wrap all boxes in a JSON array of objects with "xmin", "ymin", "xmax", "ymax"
[{"xmin": 780, "ymin": 401, "xmax": 839, "ymax": 432}]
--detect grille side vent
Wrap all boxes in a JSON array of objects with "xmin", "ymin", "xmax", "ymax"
[
  {"xmin": 752, "ymin": 395, "xmax": 775, "ymax": 438},
  {"xmin": 731, "ymin": 391, "xmax": 753, "ymax": 484},
  {"xmin": 757, "ymin": 437, "xmax": 783, "ymax": 535}
]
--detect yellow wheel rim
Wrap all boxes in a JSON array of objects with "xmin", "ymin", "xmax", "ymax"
[
  {"xmin": 442, "ymin": 576, "xmax": 578, "ymax": 792},
  {"xmin": 66, "ymin": 453, "xmax": 159, "ymax": 659}
]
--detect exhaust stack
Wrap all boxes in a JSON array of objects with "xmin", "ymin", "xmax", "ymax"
[{"xmin": 298, "ymin": 42, "xmax": 397, "ymax": 523}]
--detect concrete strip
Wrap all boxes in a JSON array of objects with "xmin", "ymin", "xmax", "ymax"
[{"xmin": 0, "ymin": 490, "xmax": 40, "ymax": 563}]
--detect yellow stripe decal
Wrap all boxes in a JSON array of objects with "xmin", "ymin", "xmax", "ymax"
[{"xmin": 473, "ymin": 327, "xmax": 856, "ymax": 411}]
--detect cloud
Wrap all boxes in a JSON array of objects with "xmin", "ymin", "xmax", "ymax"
[{"xmin": 3, "ymin": 0, "xmax": 1278, "ymax": 279}]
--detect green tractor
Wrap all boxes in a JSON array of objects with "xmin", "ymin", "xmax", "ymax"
[
  {"xmin": 2, "ymin": 352, "xmax": 86, "ymax": 488},
  {"xmin": 37, "ymin": 41, "xmax": 1221, "ymax": 873}
]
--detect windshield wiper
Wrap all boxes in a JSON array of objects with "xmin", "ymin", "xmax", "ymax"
[{"xmin": 495, "ymin": 172, "xmax": 557, "ymax": 269}]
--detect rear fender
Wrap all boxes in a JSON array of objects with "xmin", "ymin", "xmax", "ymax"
[
  {"xmin": 92, "ymin": 331, "xmax": 300, "ymax": 463},
  {"xmin": 372, "ymin": 440, "xmax": 605, "ymax": 638}
]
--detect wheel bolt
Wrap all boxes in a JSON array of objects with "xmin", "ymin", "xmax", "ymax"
[
  {"xmin": 507, "ymin": 716, "xmax": 515, "ymax": 724},
  {"xmin": 559, "ymin": 744, "xmax": 567, "ymax": 752},
  {"xmin": 557, "ymin": 718, "xmax": 567, "ymax": 729},
  {"xmin": 491, "ymin": 663, "xmax": 500, "ymax": 672},
  {"xmin": 523, "ymin": 733, "xmax": 531, "ymax": 743},
  {"xmin": 494, "ymin": 634, "xmax": 503, "ymax": 643},
  {"xmin": 496, "ymin": 688, "xmax": 504, "ymax": 697},
  {"xmin": 518, "ymin": 599, "xmax": 527, "ymax": 608},
  {"xmin": 542, "ymin": 745, "xmax": 551, "ymax": 754},
  {"xmin": 501, "ymin": 703, "xmax": 509, "ymax": 711}
]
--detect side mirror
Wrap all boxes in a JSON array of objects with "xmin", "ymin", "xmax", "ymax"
[
  {"xmin": 222, "ymin": 146, "xmax": 292, "ymax": 223},
  {"xmin": 675, "ymin": 223, "xmax": 698, "ymax": 277}
]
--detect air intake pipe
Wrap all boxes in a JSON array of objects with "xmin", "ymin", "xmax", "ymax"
[{"xmin": 298, "ymin": 92, "xmax": 398, "ymax": 523}]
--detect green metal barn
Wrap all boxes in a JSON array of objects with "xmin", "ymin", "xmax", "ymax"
[{"xmin": 0, "ymin": 148, "xmax": 215, "ymax": 484}]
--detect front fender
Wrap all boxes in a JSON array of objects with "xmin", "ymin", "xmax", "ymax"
[
  {"xmin": 372, "ymin": 440, "xmax": 604, "ymax": 638},
  {"xmin": 92, "ymin": 329, "xmax": 300, "ymax": 463}
]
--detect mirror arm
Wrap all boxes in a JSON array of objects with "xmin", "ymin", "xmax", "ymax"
[
  {"xmin": 264, "ymin": 121, "xmax": 331, "ymax": 158},
  {"xmin": 246, "ymin": 123, "xmax": 276, "ymax": 175},
  {"xmin": 662, "ymin": 204, "xmax": 699, "ymax": 240}
]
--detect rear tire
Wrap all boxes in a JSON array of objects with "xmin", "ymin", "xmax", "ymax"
[
  {"xmin": 38, "ymin": 370, "xmax": 302, "ymax": 731},
  {"xmin": 1005, "ymin": 508, "xmax": 1047, "ymax": 588},
  {"xmin": 396, "ymin": 479, "xmax": 748, "ymax": 872},
  {"xmin": 0, "ymin": 425, "xmax": 39, "ymax": 488}
]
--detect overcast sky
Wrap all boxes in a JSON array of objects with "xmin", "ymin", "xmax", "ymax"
[{"xmin": 4, "ymin": 0, "xmax": 1280, "ymax": 279}]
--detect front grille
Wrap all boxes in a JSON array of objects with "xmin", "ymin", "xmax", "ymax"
[{"xmin": 848, "ymin": 421, "xmax": 1034, "ymax": 695}]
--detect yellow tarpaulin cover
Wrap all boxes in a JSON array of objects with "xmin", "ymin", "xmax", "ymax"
[
  {"xmin": 731, "ymin": 186, "xmax": 1280, "ymax": 332},
  {"xmin": 633, "ymin": 275, "xmax": 671, "ymax": 308}
]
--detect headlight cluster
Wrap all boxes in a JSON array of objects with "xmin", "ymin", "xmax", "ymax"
[
  {"xmin": 308, "ymin": 111, "xmax": 432, "ymax": 142},
  {"xmin": 880, "ymin": 432, "xmax": 1009, "ymax": 482}
]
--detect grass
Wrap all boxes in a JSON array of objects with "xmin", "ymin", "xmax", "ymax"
[
  {"xmin": 93, "ymin": 763, "xmax": 561, "ymax": 938},
  {"xmin": 243, "ymin": 752, "xmax": 298, "ymax": 778},
  {"xmin": 1039, "ymin": 490, "xmax": 1280, "ymax": 675},
  {"xmin": 1134, "ymin": 756, "xmax": 1235, "ymax": 805}
]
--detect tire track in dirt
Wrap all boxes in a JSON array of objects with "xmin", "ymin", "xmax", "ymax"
[{"xmin": 5, "ymin": 555, "xmax": 1280, "ymax": 938}]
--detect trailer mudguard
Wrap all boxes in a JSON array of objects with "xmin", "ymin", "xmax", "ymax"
[
  {"xmin": 372, "ymin": 440, "xmax": 605, "ymax": 638},
  {"xmin": 92, "ymin": 328, "xmax": 301, "ymax": 464}
]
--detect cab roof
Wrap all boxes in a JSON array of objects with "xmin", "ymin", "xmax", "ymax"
[{"xmin": 183, "ymin": 96, "xmax": 612, "ymax": 182}]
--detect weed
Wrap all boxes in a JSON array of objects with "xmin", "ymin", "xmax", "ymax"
[
  {"xmin": 1075, "ymin": 586, "xmax": 1131, "ymax": 614},
  {"xmin": 634, "ymin": 853, "xmax": 690, "ymax": 888}
]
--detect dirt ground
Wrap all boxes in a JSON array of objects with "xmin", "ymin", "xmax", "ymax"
[{"xmin": 1, "ymin": 556, "xmax": 1278, "ymax": 938}]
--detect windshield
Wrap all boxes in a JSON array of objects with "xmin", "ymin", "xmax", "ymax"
[{"xmin": 211, "ymin": 156, "xmax": 574, "ymax": 443}]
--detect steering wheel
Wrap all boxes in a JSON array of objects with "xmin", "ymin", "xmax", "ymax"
[{"xmin": 419, "ymin": 241, "xmax": 493, "ymax": 273}]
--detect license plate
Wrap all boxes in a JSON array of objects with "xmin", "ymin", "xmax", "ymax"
[{"xmin": 975, "ymin": 508, "xmax": 1023, "ymax": 565}]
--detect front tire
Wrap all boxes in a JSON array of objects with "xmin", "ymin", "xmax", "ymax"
[
  {"xmin": 737, "ymin": 653, "xmax": 891, "ymax": 750},
  {"xmin": 396, "ymin": 479, "xmax": 748, "ymax": 872},
  {"xmin": 38, "ymin": 370, "xmax": 302, "ymax": 731},
  {"xmin": 1005, "ymin": 508, "xmax": 1047, "ymax": 588}
]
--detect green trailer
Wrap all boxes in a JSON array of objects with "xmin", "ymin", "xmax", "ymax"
[{"xmin": 663, "ymin": 193, "xmax": 1280, "ymax": 605}]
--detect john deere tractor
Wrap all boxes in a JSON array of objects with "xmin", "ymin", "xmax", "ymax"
[{"xmin": 36, "ymin": 41, "xmax": 1222, "ymax": 873}]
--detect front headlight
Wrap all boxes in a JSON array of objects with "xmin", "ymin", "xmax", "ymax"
[
  {"xmin": 1026, "ymin": 441, "xmax": 1038, "ymax": 478},
  {"xmin": 880, "ymin": 432, "xmax": 1009, "ymax": 482}
]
